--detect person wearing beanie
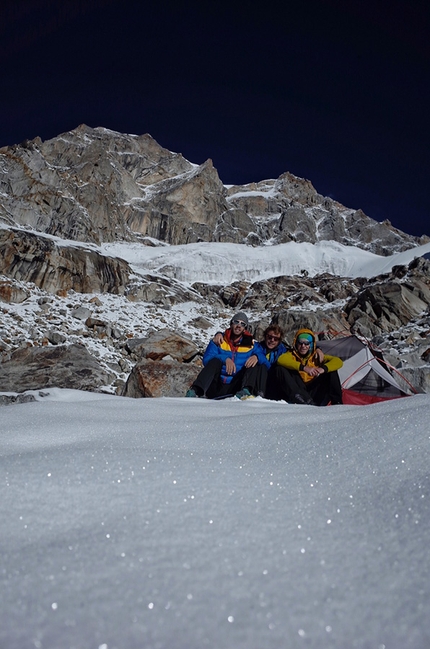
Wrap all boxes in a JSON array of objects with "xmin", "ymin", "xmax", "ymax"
[
  {"xmin": 185, "ymin": 313, "xmax": 267, "ymax": 399},
  {"xmin": 211, "ymin": 322, "xmax": 291, "ymax": 399},
  {"xmin": 275, "ymin": 328, "xmax": 343, "ymax": 405}
]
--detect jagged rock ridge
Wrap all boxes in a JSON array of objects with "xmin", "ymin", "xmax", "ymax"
[{"xmin": 1, "ymin": 124, "xmax": 427, "ymax": 253}]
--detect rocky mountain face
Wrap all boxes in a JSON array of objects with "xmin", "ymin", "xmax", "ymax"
[
  {"xmin": 1, "ymin": 124, "xmax": 427, "ymax": 251},
  {"xmin": 0, "ymin": 125, "xmax": 429, "ymax": 398}
]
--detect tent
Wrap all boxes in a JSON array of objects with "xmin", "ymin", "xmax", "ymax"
[{"xmin": 318, "ymin": 335, "xmax": 416, "ymax": 405}]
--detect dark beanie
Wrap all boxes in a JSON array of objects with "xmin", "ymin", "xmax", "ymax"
[{"xmin": 231, "ymin": 312, "xmax": 249, "ymax": 326}]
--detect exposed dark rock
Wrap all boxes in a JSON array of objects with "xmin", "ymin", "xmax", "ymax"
[
  {"xmin": 1, "ymin": 125, "xmax": 426, "ymax": 254},
  {"xmin": 0, "ymin": 344, "xmax": 114, "ymax": 392},
  {"xmin": 125, "ymin": 329, "xmax": 199, "ymax": 362},
  {"xmin": 46, "ymin": 330, "xmax": 67, "ymax": 345},
  {"xmin": 126, "ymin": 274, "xmax": 203, "ymax": 305},
  {"xmin": 0, "ymin": 228, "xmax": 130, "ymax": 295},
  {"xmin": 0, "ymin": 393, "xmax": 36, "ymax": 406},
  {"xmin": 345, "ymin": 282, "xmax": 429, "ymax": 333},
  {"xmin": 260, "ymin": 309, "xmax": 351, "ymax": 344},
  {"xmin": 421, "ymin": 348, "xmax": 430, "ymax": 363},
  {"xmin": 189, "ymin": 316, "xmax": 214, "ymax": 330},
  {"xmin": 0, "ymin": 280, "xmax": 30, "ymax": 304},
  {"xmin": 122, "ymin": 358, "xmax": 199, "ymax": 398},
  {"xmin": 72, "ymin": 307, "xmax": 92, "ymax": 320}
]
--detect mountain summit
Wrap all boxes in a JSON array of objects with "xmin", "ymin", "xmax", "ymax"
[{"xmin": 1, "ymin": 124, "xmax": 427, "ymax": 253}]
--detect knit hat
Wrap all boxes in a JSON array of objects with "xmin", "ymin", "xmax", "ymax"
[
  {"xmin": 231, "ymin": 312, "xmax": 249, "ymax": 327},
  {"xmin": 297, "ymin": 333, "xmax": 313, "ymax": 344},
  {"xmin": 295, "ymin": 330, "xmax": 315, "ymax": 352}
]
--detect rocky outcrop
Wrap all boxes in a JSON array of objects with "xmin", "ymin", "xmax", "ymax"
[
  {"xmin": 0, "ymin": 279, "xmax": 30, "ymax": 304},
  {"xmin": 121, "ymin": 329, "xmax": 200, "ymax": 398},
  {"xmin": 0, "ymin": 126, "xmax": 230, "ymax": 247},
  {"xmin": 0, "ymin": 344, "xmax": 114, "ymax": 392},
  {"xmin": 0, "ymin": 228, "xmax": 130, "ymax": 294},
  {"xmin": 1, "ymin": 125, "xmax": 427, "ymax": 254},
  {"xmin": 122, "ymin": 358, "xmax": 199, "ymax": 398},
  {"xmin": 126, "ymin": 159, "xmax": 229, "ymax": 244},
  {"xmin": 342, "ymin": 258, "xmax": 430, "ymax": 338},
  {"xmin": 258, "ymin": 309, "xmax": 351, "ymax": 344},
  {"xmin": 0, "ymin": 393, "xmax": 36, "ymax": 406},
  {"xmin": 0, "ymin": 126, "xmax": 195, "ymax": 244},
  {"xmin": 345, "ymin": 282, "xmax": 429, "ymax": 338},
  {"xmin": 125, "ymin": 329, "xmax": 199, "ymax": 362},
  {"xmin": 225, "ymin": 174, "xmax": 428, "ymax": 253}
]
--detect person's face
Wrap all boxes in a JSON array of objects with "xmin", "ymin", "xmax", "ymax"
[
  {"xmin": 296, "ymin": 340, "xmax": 311, "ymax": 357},
  {"xmin": 265, "ymin": 330, "xmax": 281, "ymax": 350},
  {"xmin": 231, "ymin": 318, "xmax": 247, "ymax": 337}
]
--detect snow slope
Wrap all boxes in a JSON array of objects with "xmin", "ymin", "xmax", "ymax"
[
  {"xmin": 102, "ymin": 239, "xmax": 430, "ymax": 283},
  {"xmin": 3, "ymin": 221, "xmax": 428, "ymax": 284},
  {"xmin": 1, "ymin": 390, "xmax": 430, "ymax": 649}
]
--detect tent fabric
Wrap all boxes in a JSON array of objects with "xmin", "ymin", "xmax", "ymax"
[
  {"xmin": 342, "ymin": 389, "xmax": 406, "ymax": 406},
  {"xmin": 318, "ymin": 335, "xmax": 413, "ymax": 405}
]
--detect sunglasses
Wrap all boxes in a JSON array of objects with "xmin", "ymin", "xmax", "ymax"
[
  {"xmin": 297, "ymin": 341, "xmax": 311, "ymax": 346},
  {"xmin": 232, "ymin": 319, "xmax": 247, "ymax": 328},
  {"xmin": 266, "ymin": 334, "xmax": 281, "ymax": 341}
]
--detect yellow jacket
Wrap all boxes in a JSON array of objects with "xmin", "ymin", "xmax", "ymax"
[{"xmin": 277, "ymin": 328, "xmax": 343, "ymax": 383}]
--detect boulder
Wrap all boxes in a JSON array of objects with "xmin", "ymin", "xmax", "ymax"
[
  {"xmin": 0, "ymin": 280, "xmax": 30, "ymax": 304},
  {"xmin": 0, "ymin": 344, "xmax": 114, "ymax": 392},
  {"xmin": 122, "ymin": 328, "xmax": 202, "ymax": 397},
  {"xmin": 346, "ymin": 282, "xmax": 428, "ymax": 333},
  {"xmin": 0, "ymin": 393, "xmax": 37, "ymax": 406},
  {"xmin": 122, "ymin": 358, "xmax": 199, "ymax": 398},
  {"xmin": 125, "ymin": 329, "xmax": 199, "ymax": 362},
  {"xmin": 264, "ymin": 309, "xmax": 350, "ymax": 344}
]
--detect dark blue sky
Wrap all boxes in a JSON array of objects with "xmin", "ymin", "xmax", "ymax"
[{"xmin": 1, "ymin": 0, "xmax": 429, "ymax": 237}]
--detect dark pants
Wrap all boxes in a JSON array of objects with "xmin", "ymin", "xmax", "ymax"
[
  {"xmin": 253, "ymin": 365, "xmax": 284, "ymax": 400},
  {"xmin": 274, "ymin": 365, "xmax": 343, "ymax": 406},
  {"xmin": 192, "ymin": 358, "xmax": 260, "ymax": 399}
]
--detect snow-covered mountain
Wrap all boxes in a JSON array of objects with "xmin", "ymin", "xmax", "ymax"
[
  {"xmin": 1, "ymin": 124, "xmax": 428, "ymax": 252},
  {"xmin": 0, "ymin": 125, "xmax": 429, "ymax": 395},
  {"xmin": 1, "ymin": 126, "xmax": 430, "ymax": 648}
]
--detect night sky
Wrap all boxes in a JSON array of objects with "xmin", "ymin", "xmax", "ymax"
[{"xmin": 1, "ymin": 0, "xmax": 429, "ymax": 237}]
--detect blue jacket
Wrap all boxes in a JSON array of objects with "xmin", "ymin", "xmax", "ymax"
[
  {"xmin": 255, "ymin": 341, "xmax": 289, "ymax": 368},
  {"xmin": 203, "ymin": 330, "xmax": 267, "ymax": 384}
]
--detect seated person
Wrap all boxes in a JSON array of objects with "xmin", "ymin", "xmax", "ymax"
[
  {"xmin": 186, "ymin": 312, "xmax": 267, "ymax": 399},
  {"xmin": 252, "ymin": 324, "xmax": 289, "ymax": 399},
  {"xmin": 275, "ymin": 328, "xmax": 343, "ymax": 405},
  {"xmin": 211, "ymin": 323, "xmax": 289, "ymax": 398}
]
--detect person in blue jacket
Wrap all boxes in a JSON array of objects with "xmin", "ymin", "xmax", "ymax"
[
  {"xmin": 252, "ymin": 324, "xmax": 290, "ymax": 399},
  {"xmin": 185, "ymin": 312, "xmax": 267, "ymax": 399},
  {"xmin": 208, "ymin": 322, "xmax": 290, "ymax": 399}
]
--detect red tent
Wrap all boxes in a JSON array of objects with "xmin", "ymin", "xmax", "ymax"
[{"xmin": 318, "ymin": 335, "xmax": 417, "ymax": 405}]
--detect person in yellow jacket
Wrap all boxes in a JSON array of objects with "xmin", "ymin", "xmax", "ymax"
[{"xmin": 275, "ymin": 328, "xmax": 343, "ymax": 405}]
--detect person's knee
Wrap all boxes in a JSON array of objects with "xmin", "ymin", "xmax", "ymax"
[
  {"xmin": 206, "ymin": 358, "xmax": 222, "ymax": 369},
  {"xmin": 274, "ymin": 365, "xmax": 288, "ymax": 379}
]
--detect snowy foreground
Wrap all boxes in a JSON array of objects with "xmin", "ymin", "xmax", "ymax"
[{"xmin": 1, "ymin": 391, "xmax": 430, "ymax": 649}]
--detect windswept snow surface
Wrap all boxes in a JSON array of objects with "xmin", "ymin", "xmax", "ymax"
[
  {"xmin": 102, "ymin": 240, "xmax": 430, "ymax": 283},
  {"xmin": 1, "ymin": 391, "xmax": 430, "ymax": 649}
]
